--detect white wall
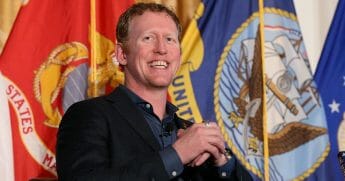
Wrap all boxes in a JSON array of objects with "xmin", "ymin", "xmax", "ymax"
[{"xmin": 294, "ymin": 0, "xmax": 338, "ymax": 74}]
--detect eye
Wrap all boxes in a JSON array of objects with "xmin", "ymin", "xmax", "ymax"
[
  {"xmin": 166, "ymin": 36, "xmax": 177, "ymax": 44},
  {"xmin": 143, "ymin": 35, "xmax": 154, "ymax": 42}
]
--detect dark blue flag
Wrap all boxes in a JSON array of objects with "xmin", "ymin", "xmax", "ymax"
[
  {"xmin": 170, "ymin": 0, "xmax": 330, "ymax": 180},
  {"xmin": 314, "ymin": 0, "xmax": 345, "ymax": 180}
]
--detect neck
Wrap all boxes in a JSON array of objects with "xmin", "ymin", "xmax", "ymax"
[{"xmin": 125, "ymin": 83, "xmax": 168, "ymax": 120}]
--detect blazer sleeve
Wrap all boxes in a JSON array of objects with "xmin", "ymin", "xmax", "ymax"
[{"xmin": 56, "ymin": 100, "xmax": 169, "ymax": 181}]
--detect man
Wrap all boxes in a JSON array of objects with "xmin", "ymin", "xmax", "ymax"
[{"xmin": 56, "ymin": 3, "xmax": 252, "ymax": 180}]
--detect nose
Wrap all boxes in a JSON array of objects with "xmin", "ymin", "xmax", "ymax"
[{"xmin": 154, "ymin": 37, "xmax": 167, "ymax": 55}]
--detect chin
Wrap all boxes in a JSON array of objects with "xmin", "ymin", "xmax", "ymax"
[
  {"xmin": 150, "ymin": 81, "xmax": 171, "ymax": 89},
  {"xmin": 153, "ymin": 83, "xmax": 170, "ymax": 89},
  {"xmin": 150, "ymin": 77, "xmax": 173, "ymax": 86}
]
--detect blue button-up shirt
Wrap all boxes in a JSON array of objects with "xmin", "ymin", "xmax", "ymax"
[{"xmin": 121, "ymin": 86, "xmax": 184, "ymax": 178}]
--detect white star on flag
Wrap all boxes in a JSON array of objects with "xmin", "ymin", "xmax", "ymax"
[
  {"xmin": 343, "ymin": 76, "xmax": 345, "ymax": 86},
  {"xmin": 329, "ymin": 99, "xmax": 340, "ymax": 113}
]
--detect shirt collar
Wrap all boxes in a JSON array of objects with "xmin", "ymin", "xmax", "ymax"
[{"xmin": 118, "ymin": 85, "xmax": 178, "ymax": 115}]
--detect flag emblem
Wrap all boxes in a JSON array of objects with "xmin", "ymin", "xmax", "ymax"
[
  {"xmin": 214, "ymin": 8, "xmax": 329, "ymax": 179},
  {"xmin": 33, "ymin": 42, "xmax": 88, "ymax": 127}
]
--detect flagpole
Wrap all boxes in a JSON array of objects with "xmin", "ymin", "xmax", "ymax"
[
  {"xmin": 90, "ymin": 0, "xmax": 98, "ymax": 97},
  {"xmin": 258, "ymin": 0, "xmax": 269, "ymax": 180}
]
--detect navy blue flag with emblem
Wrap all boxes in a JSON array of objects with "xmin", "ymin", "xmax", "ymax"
[
  {"xmin": 314, "ymin": 0, "xmax": 345, "ymax": 180},
  {"xmin": 169, "ymin": 0, "xmax": 330, "ymax": 180}
]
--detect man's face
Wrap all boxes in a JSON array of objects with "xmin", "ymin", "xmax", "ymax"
[{"xmin": 119, "ymin": 11, "xmax": 181, "ymax": 90}]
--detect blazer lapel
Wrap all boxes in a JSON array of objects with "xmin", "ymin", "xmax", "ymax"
[{"xmin": 106, "ymin": 87, "xmax": 161, "ymax": 151}]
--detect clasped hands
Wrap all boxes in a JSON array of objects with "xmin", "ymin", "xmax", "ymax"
[{"xmin": 172, "ymin": 121, "xmax": 229, "ymax": 167}]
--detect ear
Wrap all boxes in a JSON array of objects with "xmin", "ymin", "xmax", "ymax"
[{"xmin": 116, "ymin": 43, "xmax": 127, "ymax": 66}]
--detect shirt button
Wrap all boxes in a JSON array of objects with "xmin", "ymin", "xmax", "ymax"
[
  {"xmin": 171, "ymin": 171, "xmax": 177, "ymax": 177},
  {"xmin": 145, "ymin": 104, "xmax": 151, "ymax": 109},
  {"xmin": 221, "ymin": 172, "xmax": 227, "ymax": 177}
]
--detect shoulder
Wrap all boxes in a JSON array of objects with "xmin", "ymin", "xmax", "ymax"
[
  {"xmin": 61, "ymin": 89, "xmax": 123, "ymax": 124},
  {"xmin": 65, "ymin": 96, "xmax": 109, "ymax": 116},
  {"xmin": 59, "ymin": 87, "xmax": 132, "ymax": 128},
  {"xmin": 65, "ymin": 86, "xmax": 125, "ymax": 114}
]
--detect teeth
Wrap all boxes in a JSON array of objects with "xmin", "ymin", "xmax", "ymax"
[{"xmin": 150, "ymin": 60, "xmax": 168, "ymax": 68}]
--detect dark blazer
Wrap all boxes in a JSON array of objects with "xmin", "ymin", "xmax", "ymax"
[{"xmin": 56, "ymin": 86, "xmax": 252, "ymax": 181}]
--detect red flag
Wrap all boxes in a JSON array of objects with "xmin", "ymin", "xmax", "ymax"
[{"xmin": 0, "ymin": 0, "xmax": 133, "ymax": 180}]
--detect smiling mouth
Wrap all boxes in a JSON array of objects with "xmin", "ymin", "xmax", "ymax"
[{"xmin": 149, "ymin": 60, "xmax": 168, "ymax": 69}]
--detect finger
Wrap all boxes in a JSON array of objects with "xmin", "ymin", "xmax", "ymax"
[
  {"xmin": 203, "ymin": 135, "xmax": 226, "ymax": 153},
  {"xmin": 195, "ymin": 122, "xmax": 219, "ymax": 128},
  {"xmin": 204, "ymin": 144, "xmax": 222, "ymax": 160},
  {"xmin": 211, "ymin": 138, "xmax": 226, "ymax": 152},
  {"xmin": 213, "ymin": 153, "xmax": 229, "ymax": 167},
  {"xmin": 193, "ymin": 152, "xmax": 211, "ymax": 166},
  {"xmin": 190, "ymin": 153, "xmax": 204, "ymax": 167},
  {"xmin": 203, "ymin": 121, "xmax": 218, "ymax": 128},
  {"xmin": 191, "ymin": 123, "xmax": 223, "ymax": 138},
  {"xmin": 189, "ymin": 154, "xmax": 202, "ymax": 167}
]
